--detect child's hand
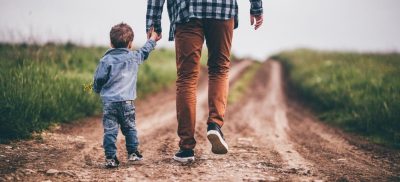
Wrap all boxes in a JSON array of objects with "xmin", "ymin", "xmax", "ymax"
[{"xmin": 148, "ymin": 27, "xmax": 162, "ymax": 41}]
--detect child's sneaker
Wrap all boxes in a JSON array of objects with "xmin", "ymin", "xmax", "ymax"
[
  {"xmin": 105, "ymin": 156, "xmax": 120, "ymax": 168},
  {"xmin": 128, "ymin": 151, "xmax": 143, "ymax": 161}
]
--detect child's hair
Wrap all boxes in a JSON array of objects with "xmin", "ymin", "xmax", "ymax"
[{"xmin": 110, "ymin": 23, "xmax": 134, "ymax": 48}]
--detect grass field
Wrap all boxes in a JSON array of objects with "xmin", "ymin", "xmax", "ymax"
[
  {"xmin": 273, "ymin": 49, "xmax": 400, "ymax": 148},
  {"xmin": 228, "ymin": 62, "xmax": 261, "ymax": 104},
  {"xmin": 0, "ymin": 43, "xmax": 176, "ymax": 142}
]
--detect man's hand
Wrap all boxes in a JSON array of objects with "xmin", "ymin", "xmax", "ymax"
[
  {"xmin": 250, "ymin": 14, "xmax": 263, "ymax": 30},
  {"xmin": 147, "ymin": 27, "xmax": 162, "ymax": 41}
]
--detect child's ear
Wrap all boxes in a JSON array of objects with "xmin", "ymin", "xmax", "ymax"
[
  {"xmin": 110, "ymin": 42, "xmax": 114, "ymax": 48},
  {"xmin": 128, "ymin": 42, "xmax": 133, "ymax": 49}
]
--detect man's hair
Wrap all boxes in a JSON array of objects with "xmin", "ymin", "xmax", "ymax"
[{"xmin": 110, "ymin": 23, "xmax": 134, "ymax": 48}]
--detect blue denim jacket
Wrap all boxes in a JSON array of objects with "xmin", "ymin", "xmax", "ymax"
[{"xmin": 93, "ymin": 40, "xmax": 156, "ymax": 103}]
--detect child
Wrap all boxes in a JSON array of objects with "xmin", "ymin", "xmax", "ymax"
[{"xmin": 93, "ymin": 22, "xmax": 159, "ymax": 168}]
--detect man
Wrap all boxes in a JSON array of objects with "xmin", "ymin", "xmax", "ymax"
[{"xmin": 146, "ymin": 0, "xmax": 263, "ymax": 162}]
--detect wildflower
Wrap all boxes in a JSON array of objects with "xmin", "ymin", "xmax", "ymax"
[{"xmin": 83, "ymin": 82, "xmax": 93, "ymax": 93}]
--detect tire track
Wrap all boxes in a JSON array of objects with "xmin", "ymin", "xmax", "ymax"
[{"xmin": 262, "ymin": 61, "xmax": 312, "ymax": 173}]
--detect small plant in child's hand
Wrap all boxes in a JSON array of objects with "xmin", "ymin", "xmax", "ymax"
[{"xmin": 83, "ymin": 82, "xmax": 93, "ymax": 93}]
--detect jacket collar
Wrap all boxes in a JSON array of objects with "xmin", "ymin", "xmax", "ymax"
[{"xmin": 104, "ymin": 48, "xmax": 130, "ymax": 56}]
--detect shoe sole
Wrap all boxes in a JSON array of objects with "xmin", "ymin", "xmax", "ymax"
[
  {"xmin": 207, "ymin": 130, "xmax": 228, "ymax": 154},
  {"xmin": 173, "ymin": 155, "xmax": 195, "ymax": 163},
  {"xmin": 128, "ymin": 158, "xmax": 143, "ymax": 162}
]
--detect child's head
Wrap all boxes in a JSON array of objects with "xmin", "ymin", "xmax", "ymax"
[{"xmin": 110, "ymin": 23, "xmax": 134, "ymax": 49}]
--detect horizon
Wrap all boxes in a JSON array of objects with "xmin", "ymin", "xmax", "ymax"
[{"xmin": 1, "ymin": 0, "xmax": 400, "ymax": 60}]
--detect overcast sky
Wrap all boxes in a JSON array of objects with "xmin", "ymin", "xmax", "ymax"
[{"xmin": 0, "ymin": 0, "xmax": 399, "ymax": 60}]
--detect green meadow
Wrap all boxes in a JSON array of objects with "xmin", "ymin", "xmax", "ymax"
[
  {"xmin": 0, "ymin": 43, "xmax": 176, "ymax": 142},
  {"xmin": 273, "ymin": 49, "xmax": 400, "ymax": 148}
]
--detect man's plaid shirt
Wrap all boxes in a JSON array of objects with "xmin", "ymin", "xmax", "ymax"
[{"xmin": 146, "ymin": 0, "xmax": 263, "ymax": 41}]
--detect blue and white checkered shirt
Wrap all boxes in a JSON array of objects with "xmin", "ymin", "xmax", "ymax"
[{"xmin": 146, "ymin": 0, "xmax": 263, "ymax": 41}]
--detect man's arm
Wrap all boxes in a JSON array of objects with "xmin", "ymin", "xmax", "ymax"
[
  {"xmin": 93, "ymin": 62, "xmax": 110, "ymax": 93},
  {"xmin": 146, "ymin": 0, "xmax": 165, "ymax": 35},
  {"xmin": 249, "ymin": 0, "xmax": 264, "ymax": 30}
]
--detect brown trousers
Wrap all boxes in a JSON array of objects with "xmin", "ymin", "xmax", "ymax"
[{"xmin": 175, "ymin": 18, "xmax": 234, "ymax": 150}]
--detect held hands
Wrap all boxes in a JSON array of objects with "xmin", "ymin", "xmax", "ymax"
[
  {"xmin": 250, "ymin": 14, "xmax": 263, "ymax": 30},
  {"xmin": 147, "ymin": 27, "xmax": 162, "ymax": 41}
]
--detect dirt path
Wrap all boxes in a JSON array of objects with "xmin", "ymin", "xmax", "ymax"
[{"xmin": 0, "ymin": 60, "xmax": 399, "ymax": 181}]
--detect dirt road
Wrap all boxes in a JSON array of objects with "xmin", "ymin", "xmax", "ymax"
[{"xmin": 0, "ymin": 60, "xmax": 399, "ymax": 181}]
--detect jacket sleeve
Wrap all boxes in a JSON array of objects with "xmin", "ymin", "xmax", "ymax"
[
  {"xmin": 137, "ymin": 39, "xmax": 157, "ymax": 64},
  {"xmin": 146, "ymin": 0, "xmax": 165, "ymax": 34},
  {"xmin": 249, "ymin": 0, "xmax": 263, "ymax": 16},
  {"xmin": 93, "ymin": 62, "xmax": 110, "ymax": 93}
]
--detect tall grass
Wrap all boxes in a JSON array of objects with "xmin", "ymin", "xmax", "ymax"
[
  {"xmin": 0, "ymin": 43, "xmax": 176, "ymax": 142},
  {"xmin": 137, "ymin": 48, "xmax": 176, "ymax": 97},
  {"xmin": 0, "ymin": 64, "xmax": 99, "ymax": 140},
  {"xmin": 273, "ymin": 49, "xmax": 400, "ymax": 148}
]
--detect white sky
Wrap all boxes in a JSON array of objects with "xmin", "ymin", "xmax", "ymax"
[{"xmin": 0, "ymin": 0, "xmax": 399, "ymax": 60}]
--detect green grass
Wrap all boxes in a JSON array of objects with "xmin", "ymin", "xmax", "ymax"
[
  {"xmin": 228, "ymin": 62, "xmax": 261, "ymax": 104},
  {"xmin": 272, "ymin": 49, "xmax": 400, "ymax": 148},
  {"xmin": 136, "ymin": 48, "xmax": 176, "ymax": 97},
  {"xmin": 0, "ymin": 43, "xmax": 176, "ymax": 142}
]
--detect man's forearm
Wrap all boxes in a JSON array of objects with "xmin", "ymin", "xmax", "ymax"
[{"xmin": 146, "ymin": 0, "xmax": 165, "ymax": 33}]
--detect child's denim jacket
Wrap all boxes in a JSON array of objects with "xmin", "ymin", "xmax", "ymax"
[{"xmin": 93, "ymin": 40, "xmax": 156, "ymax": 103}]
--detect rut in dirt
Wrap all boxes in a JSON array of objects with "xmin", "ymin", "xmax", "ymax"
[
  {"xmin": 226, "ymin": 60, "xmax": 399, "ymax": 181},
  {"xmin": 0, "ymin": 60, "xmax": 399, "ymax": 182}
]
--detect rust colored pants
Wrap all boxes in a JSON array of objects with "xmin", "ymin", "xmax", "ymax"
[{"xmin": 175, "ymin": 18, "xmax": 234, "ymax": 150}]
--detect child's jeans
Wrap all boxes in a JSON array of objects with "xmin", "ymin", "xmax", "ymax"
[{"xmin": 102, "ymin": 101, "xmax": 138, "ymax": 158}]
